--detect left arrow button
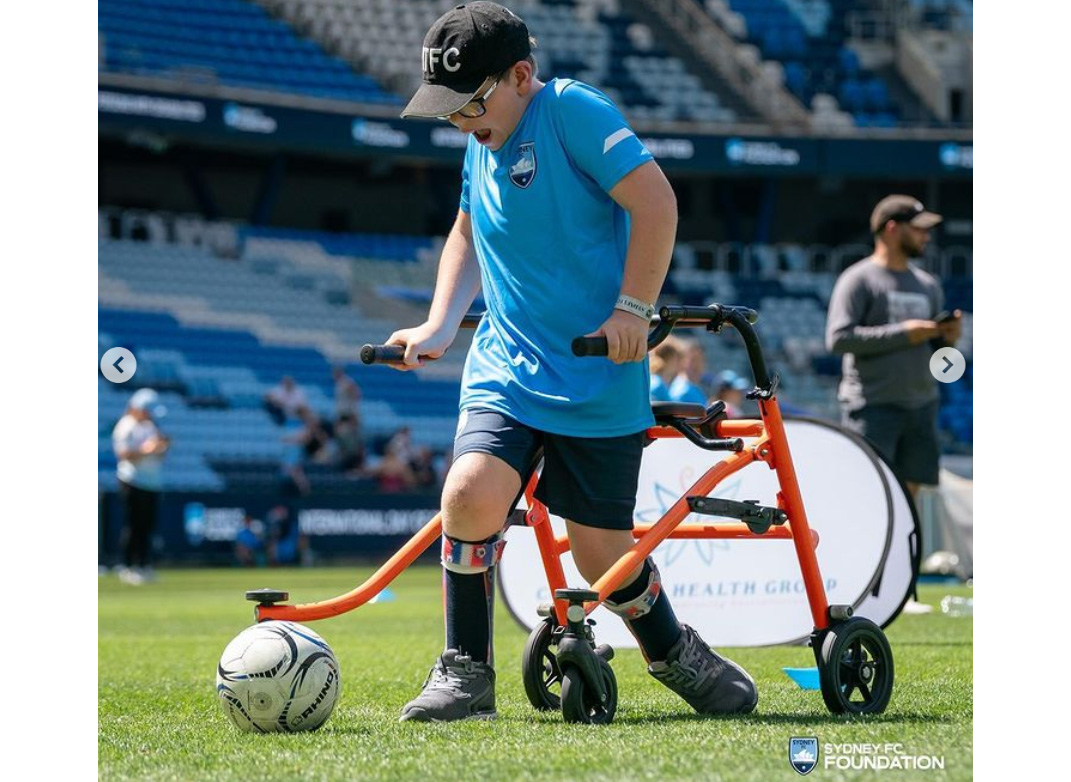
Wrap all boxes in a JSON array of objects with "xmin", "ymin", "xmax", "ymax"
[{"xmin": 101, "ymin": 348, "xmax": 137, "ymax": 383}]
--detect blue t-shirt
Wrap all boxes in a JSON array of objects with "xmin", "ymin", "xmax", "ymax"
[
  {"xmin": 649, "ymin": 375, "xmax": 672, "ymax": 403},
  {"xmin": 458, "ymin": 79, "xmax": 655, "ymax": 437},
  {"xmin": 669, "ymin": 376, "xmax": 708, "ymax": 406}
]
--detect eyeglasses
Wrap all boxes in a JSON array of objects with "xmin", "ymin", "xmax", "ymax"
[{"xmin": 438, "ymin": 77, "xmax": 501, "ymax": 121}]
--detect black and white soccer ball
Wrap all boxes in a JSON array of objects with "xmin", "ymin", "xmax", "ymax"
[{"xmin": 216, "ymin": 621, "xmax": 340, "ymax": 733}]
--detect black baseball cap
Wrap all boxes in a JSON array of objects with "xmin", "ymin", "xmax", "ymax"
[
  {"xmin": 870, "ymin": 195, "xmax": 943, "ymax": 234},
  {"xmin": 401, "ymin": 2, "xmax": 531, "ymax": 119}
]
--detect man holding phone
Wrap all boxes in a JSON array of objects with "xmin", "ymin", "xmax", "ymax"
[{"xmin": 826, "ymin": 195, "xmax": 962, "ymax": 499}]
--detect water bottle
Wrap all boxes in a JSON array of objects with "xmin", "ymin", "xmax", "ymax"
[{"xmin": 940, "ymin": 596, "xmax": 973, "ymax": 617}]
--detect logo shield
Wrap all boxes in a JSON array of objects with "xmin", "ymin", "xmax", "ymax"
[
  {"xmin": 509, "ymin": 142, "xmax": 537, "ymax": 188},
  {"xmin": 789, "ymin": 737, "xmax": 819, "ymax": 775}
]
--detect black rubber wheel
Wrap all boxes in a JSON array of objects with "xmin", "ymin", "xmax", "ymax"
[
  {"xmin": 522, "ymin": 619, "xmax": 563, "ymax": 711},
  {"xmin": 818, "ymin": 617, "xmax": 894, "ymax": 714},
  {"xmin": 560, "ymin": 659, "xmax": 617, "ymax": 725}
]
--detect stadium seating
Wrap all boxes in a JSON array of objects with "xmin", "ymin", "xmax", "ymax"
[
  {"xmin": 98, "ymin": 0, "xmax": 970, "ymax": 130},
  {"xmin": 695, "ymin": 0, "xmax": 899, "ymax": 122},
  {"xmin": 908, "ymin": 0, "xmax": 973, "ymax": 33},
  {"xmin": 97, "ymin": 223, "xmax": 469, "ymax": 492},
  {"xmin": 98, "ymin": 303, "xmax": 462, "ymax": 491},
  {"xmin": 98, "ymin": 208, "xmax": 972, "ymax": 494},
  {"xmin": 97, "ymin": 0, "xmax": 401, "ymax": 104},
  {"xmin": 263, "ymin": 0, "xmax": 738, "ymax": 122}
]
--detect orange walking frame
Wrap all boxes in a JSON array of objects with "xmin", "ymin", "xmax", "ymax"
[
  {"xmin": 255, "ymin": 402, "xmax": 825, "ymax": 628},
  {"xmin": 248, "ymin": 303, "xmax": 893, "ymax": 718}
]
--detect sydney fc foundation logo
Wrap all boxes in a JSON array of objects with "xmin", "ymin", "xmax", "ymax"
[
  {"xmin": 790, "ymin": 737, "xmax": 819, "ymax": 775},
  {"xmin": 509, "ymin": 142, "xmax": 537, "ymax": 188}
]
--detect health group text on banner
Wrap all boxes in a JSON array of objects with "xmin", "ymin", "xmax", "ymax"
[{"xmin": 500, "ymin": 419, "xmax": 913, "ymax": 647}]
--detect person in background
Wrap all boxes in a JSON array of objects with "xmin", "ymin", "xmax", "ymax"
[
  {"xmin": 266, "ymin": 505, "xmax": 308, "ymax": 566},
  {"xmin": 281, "ymin": 406, "xmax": 334, "ymax": 495},
  {"xmin": 264, "ymin": 375, "xmax": 308, "ymax": 426},
  {"xmin": 826, "ymin": 195, "xmax": 962, "ymax": 501},
  {"xmin": 112, "ymin": 388, "xmax": 170, "ymax": 585},
  {"xmin": 333, "ymin": 411, "xmax": 367, "ymax": 476},
  {"xmin": 386, "ymin": 426, "xmax": 414, "ymax": 465},
  {"xmin": 669, "ymin": 338, "xmax": 708, "ymax": 405},
  {"xmin": 373, "ymin": 436, "xmax": 418, "ymax": 493},
  {"xmin": 333, "ymin": 365, "xmax": 362, "ymax": 422},
  {"xmin": 235, "ymin": 513, "xmax": 266, "ymax": 567},
  {"xmin": 713, "ymin": 370, "xmax": 750, "ymax": 418},
  {"xmin": 649, "ymin": 336, "xmax": 682, "ymax": 402},
  {"xmin": 410, "ymin": 445, "xmax": 439, "ymax": 489}
]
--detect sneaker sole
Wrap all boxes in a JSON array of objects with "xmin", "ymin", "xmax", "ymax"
[{"xmin": 399, "ymin": 710, "xmax": 498, "ymax": 723}]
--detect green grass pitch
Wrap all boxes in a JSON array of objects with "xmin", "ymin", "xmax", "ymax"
[{"xmin": 99, "ymin": 567, "xmax": 972, "ymax": 781}]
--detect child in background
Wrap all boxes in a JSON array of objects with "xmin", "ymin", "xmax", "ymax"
[{"xmin": 649, "ymin": 336, "xmax": 683, "ymax": 402}]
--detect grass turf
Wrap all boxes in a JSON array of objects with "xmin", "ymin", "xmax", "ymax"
[{"xmin": 99, "ymin": 567, "xmax": 972, "ymax": 782}]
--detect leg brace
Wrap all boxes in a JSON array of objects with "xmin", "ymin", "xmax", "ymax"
[
  {"xmin": 442, "ymin": 532, "xmax": 507, "ymax": 574},
  {"xmin": 604, "ymin": 558, "xmax": 662, "ymax": 620}
]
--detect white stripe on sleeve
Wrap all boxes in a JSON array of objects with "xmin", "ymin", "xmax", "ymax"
[{"xmin": 603, "ymin": 128, "xmax": 634, "ymax": 155}]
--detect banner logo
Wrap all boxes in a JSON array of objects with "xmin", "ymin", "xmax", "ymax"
[
  {"xmin": 184, "ymin": 502, "xmax": 206, "ymax": 546},
  {"xmin": 351, "ymin": 119, "xmax": 410, "ymax": 148},
  {"xmin": 223, "ymin": 103, "xmax": 277, "ymax": 134},
  {"xmin": 939, "ymin": 143, "xmax": 973, "ymax": 170},
  {"xmin": 725, "ymin": 138, "xmax": 801, "ymax": 166},
  {"xmin": 790, "ymin": 737, "xmax": 819, "ymax": 775}
]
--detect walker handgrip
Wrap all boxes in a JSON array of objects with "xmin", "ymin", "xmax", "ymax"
[
  {"xmin": 571, "ymin": 337, "xmax": 609, "ymax": 357},
  {"xmin": 664, "ymin": 304, "xmax": 725, "ymax": 322},
  {"xmin": 659, "ymin": 304, "xmax": 759, "ymax": 325},
  {"xmin": 360, "ymin": 344, "xmax": 405, "ymax": 364}
]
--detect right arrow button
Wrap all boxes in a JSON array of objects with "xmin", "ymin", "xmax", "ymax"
[{"xmin": 930, "ymin": 347, "xmax": 966, "ymax": 383}]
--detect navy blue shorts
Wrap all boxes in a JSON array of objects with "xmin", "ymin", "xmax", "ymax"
[
  {"xmin": 452, "ymin": 408, "xmax": 647, "ymax": 531},
  {"xmin": 843, "ymin": 401, "xmax": 940, "ymax": 486}
]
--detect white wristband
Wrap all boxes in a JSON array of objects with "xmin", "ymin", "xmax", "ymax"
[{"xmin": 615, "ymin": 295, "xmax": 655, "ymax": 321}]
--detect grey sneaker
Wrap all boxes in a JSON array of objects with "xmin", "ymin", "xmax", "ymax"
[
  {"xmin": 648, "ymin": 625, "xmax": 758, "ymax": 715},
  {"xmin": 399, "ymin": 649, "xmax": 497, "ymax": 722}
]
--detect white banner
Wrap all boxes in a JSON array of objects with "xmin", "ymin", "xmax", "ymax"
[
  {"xmin": 500, "ymin": 419, "xmax": 909, "ymax": 647},
  {"xmin": 854, "ymin": 449, "xmax": 920, "ymax": 627}
]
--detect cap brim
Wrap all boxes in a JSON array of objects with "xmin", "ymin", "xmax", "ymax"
[
  {"xmin": 910, "ymin": 211, "xmax": 943, "ymax": 229},
  {"xmin": 400, "ymin": 81, "xmax": 482, "ymax": 119}
]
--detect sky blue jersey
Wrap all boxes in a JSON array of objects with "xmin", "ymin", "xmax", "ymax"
[{"xmin": 458, "ymin": 78, "xmax": 655, "ymax": 437}]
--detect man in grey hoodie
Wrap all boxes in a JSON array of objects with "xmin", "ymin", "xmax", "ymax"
[{"xmin": 825, "ymin": 195, "xmax": 963, "ymax": 499}]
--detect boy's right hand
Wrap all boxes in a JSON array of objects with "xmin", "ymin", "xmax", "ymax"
[{"xmin": 384, "ymin": 323, "xmax": 454, "ymax": 370}]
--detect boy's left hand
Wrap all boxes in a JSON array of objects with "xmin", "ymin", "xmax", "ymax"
[{"xmin": 586, "ymin": 309, "xmax": 650, "ymax": 364}]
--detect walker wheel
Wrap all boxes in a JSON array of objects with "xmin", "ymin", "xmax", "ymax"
[
  {"xmin": 818, "ymin": 617, "xmax": 894, "ymax": 714},
  {"xmin": 522, "ymin": 618, "xmax": 562, "ymax": 711},
  {"xmin": 245, "ymin": 589, "xmax": 289, "ymax": 605},
  {"xmin": 560, "ymin": 658, "xmax": 617, "ymax": 725}
]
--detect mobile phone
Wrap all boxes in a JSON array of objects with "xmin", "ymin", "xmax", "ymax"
[{"xmin": 934, "ymin": 311, "xmax": 957, "ymax": 324}]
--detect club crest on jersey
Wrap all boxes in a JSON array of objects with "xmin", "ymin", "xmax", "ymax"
[{"xmin": 509, "ymin": 142, "xmax": 537, "ymax": 188}]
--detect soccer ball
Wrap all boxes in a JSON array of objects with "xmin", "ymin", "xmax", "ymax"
[{"xmin": 216, "ymin": 621, "xmax": 340, "ymax": 733}]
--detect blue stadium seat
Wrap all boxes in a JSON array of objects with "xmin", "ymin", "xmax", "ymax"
[{"xmin": 99, "ymin": 0, "xmax": 400, "ymax": 104}]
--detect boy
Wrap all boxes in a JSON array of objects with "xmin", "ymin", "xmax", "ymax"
[{"xmin": 391, "ymin": 2, "xmax": 756, "ymax": 721}]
